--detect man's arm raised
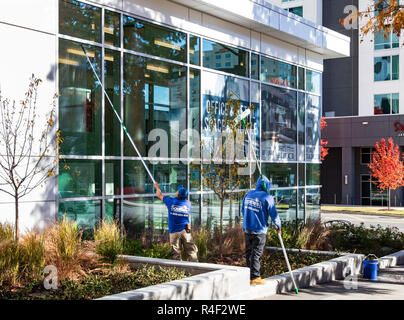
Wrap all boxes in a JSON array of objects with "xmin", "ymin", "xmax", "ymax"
[{"xmin": 154, "ymin": 182, "xmax": 164, "ymax": 201}]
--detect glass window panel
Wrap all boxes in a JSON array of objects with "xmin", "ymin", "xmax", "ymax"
[
  {"xmin": 392, "ymin": 32, "xmax": 400, "ymax": 48},
  {"xmin": 261, "ymin": 56, "xmax": 297, "ymax": 88},
  {"xmin": 190, "ymin": 68, "xmax": 201, "ymax": 159},
  {"xmin": 202, "ymin": 39, "xmax": 248, "ymax": 77},
  {"xmin": 374, "ymin": 56, "xmax": 391, "ymax": 81},
  {"xmin": 104, "ymin": 10, "xmax": 120, "ymax": 47},
  {"xmin": 306, "ymin": 69, "xmax": 321, "ymax": 94},
  {"xmin": 190, "ymin": 194, "xmax": 202, "ymax": 227},
  {"xmin": 58, "ymin": 160, "xmax": 102, "ymax": 198},
  {"xmin": 392, "ymin": 55, "xmax": 399, "ymax": 80},
  {"xmin": 190, "ymin": 162, "xmax": 201, "ymax": 192},
  {"xmin": 105, "ymin": 49, "xmax": 121, "ymax": 156},
  {"xmin": 270, "ymin": 189, "xmax": 297, "ymax": 222},
  {"xmin": 105, "ymin": 160, "xmax": 121, "ymax": 196},
  {"xmin": 306, "ymin": 94, "xmax": 321, "ymax": 162},
  {"xmin": 298, "ymin": 163, "xmax": 305, "ymax": 187},
  {"xmin": 105, "ymin": 199, "xmax": 121, "ymax": 223},
  {"xmin": 251, "ymin": 53, "xmax": 259, "ymax": 80},
  {"xmin": 289, "ymin": 6, "xmax": 303, "ymax": 17},
  {"xmin": 392, "ymin": 93, "xmax": 399, "ymax": 114},
  {"xmin": 305, "ymin": 188, "xmax": 320, "ymax": 220},
  {"xmin": 261, "ymin": 85, "xmax": 297, "ymax": 162},
  {"xmin": 374, "ymin": 94, "xmax": 391, "ymax": 115},
  {"xmin": 298, "ymin": 67, "xmax": 305, "ymax": 90},
  {"xmin": 189, "ymin": 35, "xmax": 200, "ymax": 66},
  {"xmin": 374, "ymin": 30, "xmax": 391, "ymax": 50},
  {"xmin": 251, "ymin": 82, "xmax": 260, "ymax": 158},
  {"xmin": 361, "ymin": 181, "xmax": 370, "ymax": 198},
  {"xmin": 202, "ymin": 193, "xmax": 232, "ymax": 231},
  {"xmin": 123, "ymin": 15, "xmax": 187, "ymax": 63},
  {"xmin": 59, "ymin": 200, "xmax": 101, "ymax": 233},
  {"xmin": 124, "ymin": 160, "xmax": 187, "ymax": 195},
  {"xmin": 59, "ymin": 39, "xmax": 102, "ymax": 155},
  {"xmin": 297, "ymin": 92, "xmax": 305, "ymax": 161},
  {"xmin": 122, "ymin": 197, "xmax": 153, "ymax": 238},
  {"xmin": 261, "ymin": 163, "xmax": 297, "ymax": 188},
  {"xmin": 59, "ymin": 0, "xmax": 101, "ymax": 43},
  {"xmin": 297, "ymin": 188, "xmax": 305, "ymax": 221},
  {"xmin": 306, "ymin": 163, "xmax": 320, "ymax": 186},
  {"xmin": 123, "ymin": 54, "xmax": 187, "ymax": 157}
]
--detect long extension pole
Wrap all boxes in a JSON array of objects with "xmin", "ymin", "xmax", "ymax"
[
  {"xmin": 237, "ymin": 107, "xmax": 299, "ymax": 294},
  {"xmin": 80, "ymin": 45, "xmax": 156, "ymax": 185}
]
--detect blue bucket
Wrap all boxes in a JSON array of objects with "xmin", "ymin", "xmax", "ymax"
[{"xmin": 363, "ymin": 254, "xmax": 378, "ymax": 281}]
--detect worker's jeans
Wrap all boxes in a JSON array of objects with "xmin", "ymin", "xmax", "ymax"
[
  {"xmin": 169, "ymin": 229, "xmax": 199, "ymax": 262},
  {"xmin": 245, "ymin": 232, "xmax": 266, "ymax": 280}
]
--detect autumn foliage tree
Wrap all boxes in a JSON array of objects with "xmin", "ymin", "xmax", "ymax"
[
  {"xmin": 320, "ymin": 117, "xmax": 329, "ymax": 161},
  {"xmin": 368, "ymin": 138, "xmax": 404, "ymax": 210}
]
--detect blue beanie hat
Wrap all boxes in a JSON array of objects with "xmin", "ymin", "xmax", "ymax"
[{"xmin": 177, "ymin": 185, "xmax": 188, "ymax": 200}]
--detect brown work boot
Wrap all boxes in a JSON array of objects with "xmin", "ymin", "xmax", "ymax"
[{"xmin": 250, "ymin": 277, "xmax": 266, "ymax": 285}]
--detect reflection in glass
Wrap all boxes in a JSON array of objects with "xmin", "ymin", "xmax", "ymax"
[
  {"xmin": 202, "ymin": 39, "xmax": 248, "ymax": 77},
  {"xmin": 59, "ymin": 200, "xmax": 101, "ymax": 232},
  {"xmin": 297, "ymin": 92, "xmax": 305, "ymax": 161},
  {"xmin": 124, "ymin": 160, "xmax": 187, "ymax": 195},
  {"xmin": 59, "ymin": 39, "xmax": 102, "ymax": 155},
  {"xmin": 261, "ymin": 85, "xmax": 297, "ymax": 161},
  {"xmin": 374, "ymin": 93, "xmax": 391, "ymax": 115},
  {"xmin": 202, "ymin": 193, "xmax": 241, "ymax": 231},
  {"xmin": 374, "ymin": 56, "xmax": 391, "ymax": 81},
  {"xmin": 261, "ymin": 163, "xmax": 297, "ymax": 188},
  {"xmin": 105, "ymin": 199, "xmax": 120, "ymax": 222},
  {"xmin": 306, "ymin": 69, "xmax": 321, "ymax": 94},
  {"xmin": 123, "ymin": 54, "xmax": 187, "ymax": 157},
  {"xmin": 392, "ymin": 55, "xmax": 399, "ymax": 80},
  {"xmin": 306, "ymin": 188, "xmax": 320, "ymax": 220},
  {"xmin": 251, "ymin": 53, "xmax": 259, "ymax": 80},
  {"xmin": 298, "ymin": 67, "xmax": 305, "ymax": 90},
  {"xmin": 190, "ymin": 194, "xmax": 202, "ymax": 227},
  {"xmin": 261, "ymin": 56, "xmax": 297, "ymax": 88},
  {"xmin": 306, "ymin": 95, "xmax": 321, "ymax": 162},
  {"xmin": 104, "ymin": 10, "xmax": 120, "ymax": 47},
  {"xmin": 392, "ymin": 93, "xmax": 399, "ymax": 114},
  {"xmin": 123, "ymin": 197, "xmax": 150, "ymax": 238},
  {"xmin": 298, "ymin": 163, "xmax": 305, "ymax": 187},
  {"xmin": 59, "ymin": 160, "xmax": 102, "ymax": 198},
  {"xmin": 123, "ymin": 15, "xmax": 187, "ymax": 63},
  {"xmin": 105, "ymin": 49, "xmax": 121, "ymax": 156},
  {"xmin": 270, "ymin": 189, "xmax": 297, "ymax": 222},
  {"xmin": 105, "ymin": 160, "xmax": 121, "ymax": 196},
  {"xmin": 297, "ymin": 189, "xmax": 305, "ymax": 221},
  {"xmin": 59, "ymin": 0, "xmax": 101, "ymax": 43},
  {"xmin": 190, "ymin": 69, "xmax": 201, "ymax": 159},
  {"xmin": 306, "ymin": 163, "xmax": 320, "ymax": 186},
  {"xmin": 189, "ymin": 35, "xmax": 200, "ymax": 65}
]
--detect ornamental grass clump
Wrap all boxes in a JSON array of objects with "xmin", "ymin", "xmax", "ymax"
[
  {"xmin": 94, "ymin": 220, "xmax": 123, "ymax": 264},
  {"xmin": 45, "ymin": 216, "xmax": 83, "ymax": 280},
  {"xmin": 19, "ymin": 231, "xmax": 46, "ymax": 280},
  {"xmin": 0, "ymin": 223, "xmax": 20, "ymax": 286}
]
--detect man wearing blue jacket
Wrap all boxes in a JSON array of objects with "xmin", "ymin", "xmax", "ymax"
[
  {"xmin": 242, "ymin": 175, "xmax": 281, "ymax": 285},
  {"xmin": 154, "ymin": 182, "xmax": 198, "ymax": 262}
]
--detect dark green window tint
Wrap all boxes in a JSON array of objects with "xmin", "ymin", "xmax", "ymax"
[
  {"xmin": 306, "ymin": 163, "xmax": 320, "ymax": 186},
  {"xmin": 261, "ymin": 163, "xmax": 297, "ymax": 188},
  {"xmin": 202, "ymin": 39, "xmax": 248, "ymax": 77},
  {"xmin": 123, "ymin": 15, "xmax": 187, "ymax": 63},
  {"xmin": 189, "ymin": 35, "xmax": 200, "ymax": 65},
  {"xmin": 58, "ymin": 160, "xmax": 102, "ymax": 198},
  {"xmin": 251, "ymin": 53, "xmax": 259, "ymax": 80},
  {"xmin": 105, "ymin": 199, "xmax": 120, "ymax": 222},
  {"xmin": 105, "ymin": 49, "xmax": 121, "ymax": 156},
  {"xmin": 392, "ymin": 55, "xmax": 399, "ymax": 80},
  {"xmin": 104, "ymin": 10, "xmax": 120, "ymax": 47},
  {"xmin": 105, "ymin": 160, "xmax": 121, "ymax": 196},
  {"xmin": 59, "ymin": 39, "xmax": 102, "ymax": 155},
  {"xmin": 123, "ymin": 54, "xmax": 187, "ymax": 158},
  {"xmin": 261, "ymin": 56, "xmax": 297, "ymax": 88},
  {"xmin": 298, "ymin": 67, "xmax": 305, "ymax": 90},
  {"xmin": 59, "ymin": 0, "xmax": 101, "ymax": 43},
  {"xmin": 59, "ymin": 200, "xmax": 101, "ymax": 232}
]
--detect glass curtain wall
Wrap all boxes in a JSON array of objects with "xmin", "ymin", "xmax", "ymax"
[{"xmin": 58, "ymin": 0, "xmax": 323, "ymax": 237}]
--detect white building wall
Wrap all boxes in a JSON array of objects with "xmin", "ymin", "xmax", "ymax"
[
  {"xmin": 0, "ymin": 0, "xmax": 334, "ymax": 232},
  {"xmin": 358, "ymin": 0, "xmax": 404, "ymax": 116},
  {"xmin": 270, "ymin": 0, "xmax": 323, "ymax": 25}
]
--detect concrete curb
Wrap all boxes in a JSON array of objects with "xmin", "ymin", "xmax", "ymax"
[
  {"xmin": 97, "ymin": 255, "xmax": 250, "ymax": 300},
  {"xmin": 377, "ymin": 250, "xmax": 404, "ymax": 269},
  {"xmin": 265, "ymin": 246, "xmax": 349, "ymax": 256}
]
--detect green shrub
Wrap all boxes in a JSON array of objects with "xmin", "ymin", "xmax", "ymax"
[
  {"xmin": 122, "ymin": 238, "xmax": 171, "ymax": 259},
  {"xmin": 94, "ymin": 220, "xmax": 123, "ymax": 264},
  {"xmin": 123, "ymin": 238, "xmax": 144, "ymax": 256},
  {"xmin": 192, "ymin": 227, "xmax": 209, "ymax": 261}
]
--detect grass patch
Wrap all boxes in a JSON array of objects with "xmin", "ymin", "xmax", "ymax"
[{"xmin": 321, "ymin": 205, "xmax": 404, "ymax": 216}]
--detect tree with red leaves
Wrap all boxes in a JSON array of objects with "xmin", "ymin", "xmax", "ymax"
[
  {"xmin": 368, "ymin": 138, "xmax": 404, "ymax": 210},
  {"xmin": 320, "ymin": 117, "xmax": 329, "ymax": 161}
]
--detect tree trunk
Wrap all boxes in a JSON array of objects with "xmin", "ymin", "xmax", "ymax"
[
  {"xmin": 219, "ymin": 198, "xmax": 224, "ymax": 255},
  {"xmin": 388, "ymin": 188, "xmax": 391, "ymax": 211},
  {"xmin": 15, "ymin": 195, "xmax": 19, "ymax": 242}
]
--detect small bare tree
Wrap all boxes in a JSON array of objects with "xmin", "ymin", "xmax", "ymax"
[{"xmin": 0, "ymin": 75, "xmax": 62, "ymax": 240}]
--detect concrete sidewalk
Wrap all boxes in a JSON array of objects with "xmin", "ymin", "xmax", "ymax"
[{"xmin": 264, "ymin": 266, "xmax": 404, "ymax": 300}]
